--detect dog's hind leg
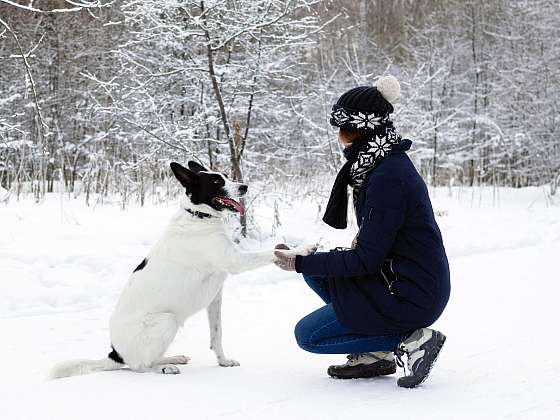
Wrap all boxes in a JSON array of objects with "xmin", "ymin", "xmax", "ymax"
[
  {"xmin": 207, "ymin": 288, "xmax": 239, "ymax": 367},
  {"xmin": 123, "ymin": 312, "xmax": 182, "ymax": 374},
  {"xmin": 156, "ymin": 355, "xmax": 190, "ymax": 365}
]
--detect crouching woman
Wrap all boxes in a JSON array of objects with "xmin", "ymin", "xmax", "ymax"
[{"xmin": 274, "ymin": 76, "xmax": 450, "ymax": 388}]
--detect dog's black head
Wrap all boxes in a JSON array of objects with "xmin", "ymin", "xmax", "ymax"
[{"xmin": 170, "ymin": 161, "xmax": 247, "ymax": 216}]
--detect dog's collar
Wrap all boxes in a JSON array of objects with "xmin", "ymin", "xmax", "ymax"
[{"xmin": 185, "ymin": 207, "xmax": 213, "ymax": 219}]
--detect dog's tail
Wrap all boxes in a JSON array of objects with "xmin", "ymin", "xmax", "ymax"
[{"xmin": 48, "ymin": 357, "xmax": 122, "ymax": 380}]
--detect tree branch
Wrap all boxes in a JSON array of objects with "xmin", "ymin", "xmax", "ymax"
[{"xmin": 0, "ymin": 0, "xmax": 113, "ymax": 13}]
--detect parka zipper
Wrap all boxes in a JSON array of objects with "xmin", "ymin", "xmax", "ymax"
[
  {"xmin": 389, "ymin": 259, "xmax": 398, "ymax": 294},
  {"xmin": 380, "ymin": 259, "xmax": 396, "ymax": 295}
]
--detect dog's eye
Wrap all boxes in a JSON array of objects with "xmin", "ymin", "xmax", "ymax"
[{"xmin": 213, "ymin": 179, "xmax": 222, "ymax": 184}]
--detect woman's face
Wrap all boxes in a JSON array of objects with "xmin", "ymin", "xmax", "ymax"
[{"xmin": 338, "ymin": 129, "xmax": 358, "ymax": 147}]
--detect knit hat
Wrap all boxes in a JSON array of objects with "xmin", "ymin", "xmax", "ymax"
[{"xmin": 330, "ymin": 75, "xmax": 401, "ymax": 133}]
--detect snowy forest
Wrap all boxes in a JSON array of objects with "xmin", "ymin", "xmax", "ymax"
[{"xmin": 1, "ymin": 0, "xmax": 559, "ymax": 206}]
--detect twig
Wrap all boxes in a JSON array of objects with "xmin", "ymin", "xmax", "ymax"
[{"xmin": 108, "ymin": 113, "xmax": 192, "ymax": 154}]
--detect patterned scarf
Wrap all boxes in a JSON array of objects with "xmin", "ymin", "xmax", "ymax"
[
  {"xmin": 322, "ymin": 120, "xmax": 402, "ymax": 229},
  {"xmin": 348, "ymin": 122, "xmax": 402, "ymax": 204}
]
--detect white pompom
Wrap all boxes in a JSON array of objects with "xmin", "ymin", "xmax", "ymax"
[{"xmin": 375, "ymin": 75, "xmax": 401, "ymax": 103}]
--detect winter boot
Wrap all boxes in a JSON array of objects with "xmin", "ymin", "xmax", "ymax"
[
  {"xmin": 395, "ymin": 328, "xmax": 446, "ymax": 389},
  {"xmin": 327, "ymin": 352, "xmax": 396, "ymax": 379}
]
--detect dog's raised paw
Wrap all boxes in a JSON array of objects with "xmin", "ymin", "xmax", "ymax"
[
  {"xmin": 219, "ymin": 359, "xmax": 240, "ymax": 367},
  {"xmin": 160, "ymin": 364, "xmax": 181, "ymax": 374},
  {"xmin": 294, "ymin": 244, "xmax": 318, "ymax": 256},
  {"xmin": 279, "ymin": 244, "xmax": 318, "ymax": 258}
]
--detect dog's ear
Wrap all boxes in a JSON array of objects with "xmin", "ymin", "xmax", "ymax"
[
  {"xmin": 170, "ymin": 162, "xmax": 198, "ymax": 188},
  {"xmin": 188, "ymin": 160, "xmax": 208, "ymax": 173}
]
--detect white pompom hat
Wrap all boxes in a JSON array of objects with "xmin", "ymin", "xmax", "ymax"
[
  {"xmin": 330, "ymin": 75, "xmax": 401, "ymax": 131},
  {"xmin": 375, "ymin": 75, "xmax": 401, "ymax": 104}
]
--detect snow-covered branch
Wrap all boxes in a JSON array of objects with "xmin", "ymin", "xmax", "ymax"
[{"xmin": 0, "ymin": 0, "xmax": 112, "ymax": 13}]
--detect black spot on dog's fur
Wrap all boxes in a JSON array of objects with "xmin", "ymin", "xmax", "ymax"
[
  {"xmin": 133, "ymin": 258, "xmax": 148, "ymax": 273},
  {"xmin": 108, "ymin": 346, "xmax": 124, "ymax": 364}
]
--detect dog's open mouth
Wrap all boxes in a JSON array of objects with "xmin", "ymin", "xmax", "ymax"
[{"xmin": 213, "ymin": 197, "xmax": 245, "ymax": 216}]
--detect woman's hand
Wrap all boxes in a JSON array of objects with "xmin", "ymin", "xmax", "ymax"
[
  {"xmin": 274, "ymin": 243, "xmax": 295, "ymax": 271},
  {"xmin": 274, "ymin": 251, "xmax": 296, "ymax": 271},
  {"xmin": 273, "ymin": 243, "xmax": 318, "ymax": 271}
]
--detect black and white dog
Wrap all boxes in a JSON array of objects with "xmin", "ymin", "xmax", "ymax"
[{"xmin": 49, "ymin": 161, "xmax": 315, "ymax": 379}]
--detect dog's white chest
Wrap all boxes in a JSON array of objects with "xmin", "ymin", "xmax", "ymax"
[
  {"xmin": 170, "ymin": 270, "xmax": 226, "ymax": 321},
  {"xmin": 112, "ymin": 258, "xmax": 227, "ymax": 326}
]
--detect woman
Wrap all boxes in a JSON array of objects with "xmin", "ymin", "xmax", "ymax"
[{"xmin": 274, "ymin": 76, "xmax": 450, "ymax": 388}]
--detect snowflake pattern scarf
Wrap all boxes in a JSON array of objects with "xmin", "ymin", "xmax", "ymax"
[{"xmin": 322, "ymin": 121, "xmax": 402, "ymax": 229}]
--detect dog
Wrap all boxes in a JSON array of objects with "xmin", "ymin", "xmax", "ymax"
[{"xmin": 49, "ymin": 161, "xmax": 315, "ymax": 379}]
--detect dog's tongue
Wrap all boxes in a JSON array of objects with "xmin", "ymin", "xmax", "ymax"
[{"xmin": 221, "ymin": 198, "xmax": 245, "ymax": 216}]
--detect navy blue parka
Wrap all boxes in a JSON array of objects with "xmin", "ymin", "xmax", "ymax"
[{"xmin": 295, "ymin": 140, "xmax": 450, "ymax": 335}]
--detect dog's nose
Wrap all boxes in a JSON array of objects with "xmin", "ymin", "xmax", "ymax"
[{"xmin": 239, "ymin": 184, "xmax": 248, "ymax": 194}]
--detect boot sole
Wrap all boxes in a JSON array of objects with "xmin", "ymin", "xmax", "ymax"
[
  {"xmin": 398, "ymin": 332, "xmax": 446, "ymax": 389},
  {"xmin": 328, "ymin": 360, "xmax": 397, "ymax": 379}
]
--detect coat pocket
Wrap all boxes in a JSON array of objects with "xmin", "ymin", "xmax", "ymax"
[{"xmin": 357, "ymin": 209, "xmax": 385, "ymax": 245}]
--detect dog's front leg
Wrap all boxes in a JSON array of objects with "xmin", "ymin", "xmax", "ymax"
[
  {"xmin": 225, "ymin": 250, "xmax": 275, "ymax": 274},
  {"xmin": 207, "ymin": 287, "xmax": 239, "ymax": 367}
]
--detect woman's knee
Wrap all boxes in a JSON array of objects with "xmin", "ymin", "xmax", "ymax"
[
  {"xmin": 295, "ymin": 304, "xmax": 340, "ymax": 353},
  {"xmin": 294, "ymin": 315, "xmax": 316, "ymax": 353}
]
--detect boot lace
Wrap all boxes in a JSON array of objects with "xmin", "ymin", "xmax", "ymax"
[
  {"xmin": 347, "ymin": 353, "xmax": 366, "ymax": 363},
  {"xmin": 394, "ymin": 347, "xmax": 408, "ymax": 375}
]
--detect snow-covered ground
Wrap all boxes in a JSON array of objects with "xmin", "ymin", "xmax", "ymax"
[{"xmin": 1, "ymin": 187, "xmax": 559, "ymax": 420}]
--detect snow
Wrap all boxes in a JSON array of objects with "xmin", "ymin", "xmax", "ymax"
[{"xmin": 1, "ymin": 187, "xmax": 559, "ymax": 420}]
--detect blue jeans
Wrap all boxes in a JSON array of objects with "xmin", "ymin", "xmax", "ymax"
[{"xmin": 294, "ymin": 275, "xmax": 402, "ymax": 354}]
